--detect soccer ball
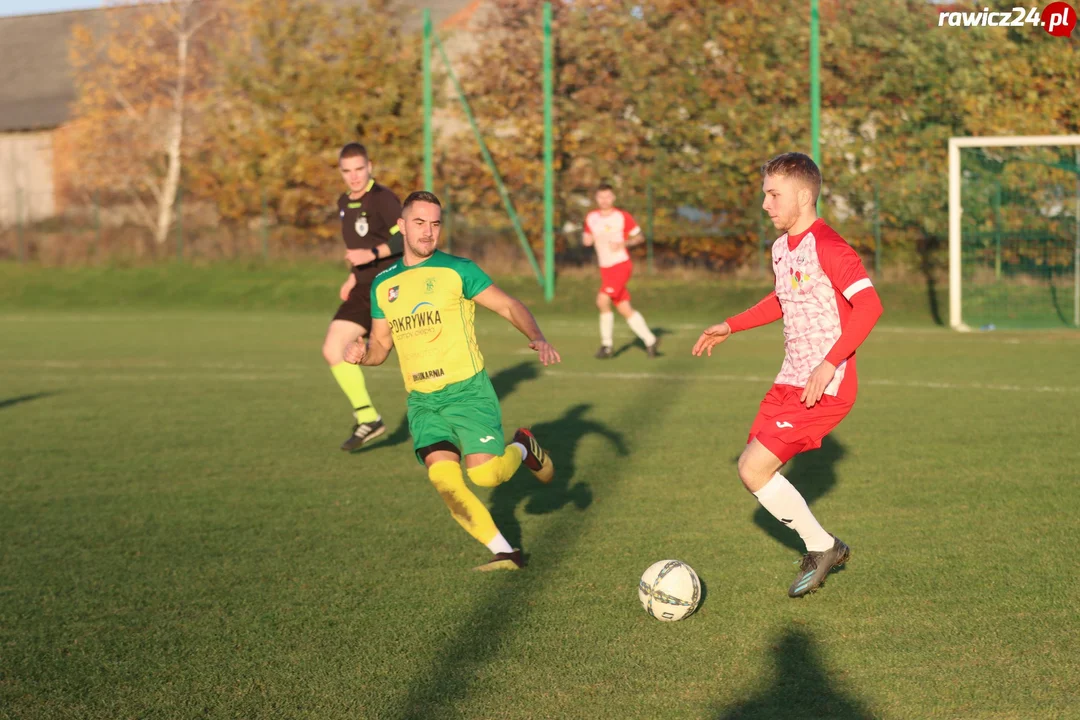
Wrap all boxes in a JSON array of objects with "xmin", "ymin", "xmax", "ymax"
[{"xmin": 638, "ymin": 559, "xmax": 701, "ymax": 622}]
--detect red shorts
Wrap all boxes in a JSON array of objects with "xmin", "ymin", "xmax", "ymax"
[
  {"xmin": 599, "ymin": 261, "xmax": 633, "ymax": 304},
  {"xmin": 747, "ymin": 384, "xmax": 854, "ymax": 464}
]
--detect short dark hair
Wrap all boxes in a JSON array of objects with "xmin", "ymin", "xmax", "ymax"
[
  {"xmin": 402, "ymin": 190, "xmax": 442, "ymax": 215},
  {"xmin": 596, "ymin": 183, "xmax": 615, "ymax": 193},
  {"xmin": 761, "ymin": 152, "xmax": 822, "ymax": 202},
  {"xmin": 339, "ymin": 143, "xmax": 369, "ymax": 162}
]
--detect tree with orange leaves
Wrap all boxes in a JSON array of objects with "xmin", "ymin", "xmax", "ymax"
[{"xmin": 68, "ymin": 0, "xmax": 219, "ymax": 246}]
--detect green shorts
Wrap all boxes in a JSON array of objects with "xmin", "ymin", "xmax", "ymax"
[{"xmin": 407, "ymin": 370, "xmax": 503, "ymax": 463}]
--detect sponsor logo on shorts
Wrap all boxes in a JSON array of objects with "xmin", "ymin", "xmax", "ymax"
[
  {"xmin": 479, "ymin": 436, "xmax": 496, "ymax": 443},
  {"xmin": 776, "ymin": 421, "xmax": 794, "ymax": 429}
]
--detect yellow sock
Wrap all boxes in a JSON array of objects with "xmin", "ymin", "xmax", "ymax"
[
  {"xmin": 466, "ymin": 446, "xmax": 523, "ymax": 488},
  {"xmin": 330, "ymin": 362, "xmax": 379, "ymax": 423},
  {"xmin": 428, "ymin": 461, "xmax": 499, "ymax": 545}
]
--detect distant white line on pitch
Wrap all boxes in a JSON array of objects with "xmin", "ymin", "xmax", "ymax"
[{"xmin": 541, "ymin": 369, "xmax": 1080, "ymax": 394}]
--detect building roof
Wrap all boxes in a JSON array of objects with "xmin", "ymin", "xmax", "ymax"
[
  {"xmin": 0, "ymin": 0, "xmax": 479, "ymax": 133},
  {"xmin": 0, "ymin": 8, "xmax": 111, "ymax": 132}
]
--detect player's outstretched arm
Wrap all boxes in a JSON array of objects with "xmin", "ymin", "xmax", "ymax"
[
  {"xmin": 692, "ymin": 322, "xmax": 732, "ymax": 357},
  {"xmin": 346, "ymin": 318, "xmax": 394, "ymax": 366},
  {"xmin": 473, "ymin": 285, "xmax": 561, "ymax": 366}
]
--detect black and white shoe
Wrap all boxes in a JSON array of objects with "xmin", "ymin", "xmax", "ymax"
[
  {"xmin": 788, "ymin": 536, "xmax": 851, "ymax": 598},
  {"xmin": 646, "ymin": 338, "xmax": 660, "ymax": 358},
  {"xmin": 595, "ymin": 345, "xmax": 613, "ymax": 359},
  {"xmin": 340, "ymin": 417, "xmax": 386, "ymax": 451},
  {"xmin": 473, "ymin": 549, "xmax": 525, "ymax": 572}
]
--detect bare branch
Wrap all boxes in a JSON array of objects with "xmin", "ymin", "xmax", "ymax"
[{"xmin": 124, "ymin": 178, "xmax": 158, "ymax": 230}]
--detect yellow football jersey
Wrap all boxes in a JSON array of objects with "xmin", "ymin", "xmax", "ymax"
[{"xmin": 370, "ymin": 251, "xmax": 493, "ymax": 393}]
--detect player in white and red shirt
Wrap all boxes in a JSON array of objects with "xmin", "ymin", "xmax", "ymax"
[
  {"xmin": 692, "ymin": 153, "xmax": 883, "ymax": 598},
  {"xmin": 583, "ymin": 184, "xmax": 659, "ymax": 359}
]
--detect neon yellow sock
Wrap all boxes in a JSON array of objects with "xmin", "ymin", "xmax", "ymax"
[
  {"xmin": 428, "ymin": 461, "xmax": 499, "ymax": 546},
  {"xmin": 330, "ymin": 362, "xmax": 379, "ymax": 423},
  {"xmin": 466, "ymin": 446, "xmax": 523, "ymax": 488}
]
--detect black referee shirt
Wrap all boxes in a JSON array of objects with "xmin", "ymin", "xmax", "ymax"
[{"xmin": 337, "ymin": 179, "xmax": 403, "ymax": 275}]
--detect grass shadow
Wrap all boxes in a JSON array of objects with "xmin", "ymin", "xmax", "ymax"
[
  {"xmin": 753, "ymin": 435, "xmax": 846, "ymax": 553},
  {"xmin": 710, "ymin": 627, "xmax": 875, "ymax": 719},
  {"xmin": 917, "ymin": 236, "xmax": 945, "ymax": 326},
  {"xmin": 1049, "ymin": 283, "xmax": 1070, "ymax": 326},
  {"xmin": 0, "ymin": 391, "xmax": 56, "ymax": 410},
  {"xmin": 350, "ymin": 361, "xmax": 540, "ymax": 455},
  {"xmin": 489, "ymin": 402, "xmax": 626, "ymax": 549},
  {"xmin": 611, "ymin": 325, "xmax": 674, "ymax": 358},
  {"xmin": 393, "ymin": 361, "xmax": 685, "ymax": 720}
]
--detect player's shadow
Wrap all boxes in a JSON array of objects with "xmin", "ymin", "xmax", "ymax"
[
  {"xmin": 0, "ymin": 391, "xmax": 56, "ymax": 411},
  {"xmin": 710, "ymin": 627, "xmax": 875, "ymax": 719},
  {"xmin": 488, "ymin": 403, "xmax": 626, "ymax": 550},
  {"xmin": 752, "ymin": 435, "xmax": 846, "ymax": 553},
  {"xmin": 611, "ymin": 325, "xmax": 674, "ymax": 358},
  {"xmin": 1049, "ymin": 284, "xmax": 1070, "ymax": 326},
  {"xmin": 349, "ymin": 361, "xmax": 540, "ymax": 455}
]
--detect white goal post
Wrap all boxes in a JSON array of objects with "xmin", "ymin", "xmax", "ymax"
[{"xmin": 948, "ymin": 134, "xmax": 1080, "ymax": 331}]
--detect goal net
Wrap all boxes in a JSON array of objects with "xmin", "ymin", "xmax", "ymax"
[{"xmin": 949, "ymin": 136, "xmax": 1080, "ymax": 330}]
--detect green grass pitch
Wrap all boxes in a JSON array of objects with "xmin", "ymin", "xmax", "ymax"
[{"xmin": 1, "ymin": 264, "xmax": 1078, "ymax": 719}]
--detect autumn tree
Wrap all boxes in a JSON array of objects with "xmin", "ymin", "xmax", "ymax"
[
  {"xmin": 69, "ymin": 0, "xmax": 219, "ymax": 245},
  {"xmin": 442, "ymin": 0, "xmax": 1079, "ymax": 270},
  {"xmin": 191, "ymin": 0, "xmax": 424, "ymax": 234}
]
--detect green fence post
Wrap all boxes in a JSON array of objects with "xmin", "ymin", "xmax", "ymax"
[{"xmin": 542, "ymin": 2, "xmax": 555, "ymax": 302}]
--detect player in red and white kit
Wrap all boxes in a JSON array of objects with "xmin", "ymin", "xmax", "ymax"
[
  {"xmin": 583, "ymin": 184, "xmax": 659, "ymax": 359},
  {"xmin": 693, "ymin": 153, "xmax": 883, "ymax": 598}
]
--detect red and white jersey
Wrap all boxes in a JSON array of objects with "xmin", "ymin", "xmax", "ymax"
[
  {"xmin": 772, "ymin": 220, "xmax": 874, "ymax": 401},
  {"xmin": 584, "ymin": 209, "xmax": 640, "ymax": 268}
]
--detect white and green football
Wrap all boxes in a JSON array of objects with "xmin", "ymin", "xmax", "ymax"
[{"xmin": 638, "ymin": 559, "xmax": 701, "ymax": 622}]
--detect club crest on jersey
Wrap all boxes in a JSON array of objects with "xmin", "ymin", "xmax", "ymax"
[
  {"xmin": 388, "ymin": 285, "xmax": 399, "ymax": 303},
  {"xmin": 425, "ymin": 278, "xmax": 435, "ymax": 294},
  {"xmin": 355, "ymin": 214, "xmax": 369, "ymax": 238}
]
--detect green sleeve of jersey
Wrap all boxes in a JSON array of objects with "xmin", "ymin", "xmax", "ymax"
[
  {"xmin": 458, "ymin": 259, "xmax": 494, "ymax": 299},
  {"xmin": 370, "ymin": 281, "xmax": 385, "ymax": 319}
]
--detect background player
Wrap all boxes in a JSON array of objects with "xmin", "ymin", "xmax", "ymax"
[
  {"xmin": 345, "ymin": 191, "xmax": 560, "ymax": 571},
  {"xmin": 323, "ymin": 143, "xmax": 403, "ymax": 451},
  {"xmin": 583, "ymin": 183, "xmax": 658, "ymax": 359},
  {"xmin": 692, "ymin": 152, "xmax": 883, "ymax": 598}
]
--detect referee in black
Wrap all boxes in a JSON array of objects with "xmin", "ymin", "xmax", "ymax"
[{"xmin": 321, "ymin": 143, "xmax": 404, "ymax": 451}]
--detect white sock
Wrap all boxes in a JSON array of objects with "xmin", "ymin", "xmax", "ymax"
[
  {"xmin": 486, "ymin": 532, "xmax": 513, "ymax": 554},
  {"xmin": 753, "ymin": 473, "xmax": 834, "ymax": 552},
  {"xmin": 626, "ymin": 311, "xmax": 656, "ymax": 346},
  {"xmin": 511, "ymin": 442, "xmax": 527, "ymax": 461},
  {"xmin": 599, "ymin": 312, "xmax": 614, "ymax": 348}
]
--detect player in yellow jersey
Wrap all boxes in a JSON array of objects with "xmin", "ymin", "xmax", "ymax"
[{"xmin": 344, "ymin": 191, "xmax": 561, "ymax": 571}]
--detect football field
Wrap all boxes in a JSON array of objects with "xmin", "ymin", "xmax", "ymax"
[{"xmin": 1, "ymin": 267, "xmax": 1078, "ymax": 719}]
